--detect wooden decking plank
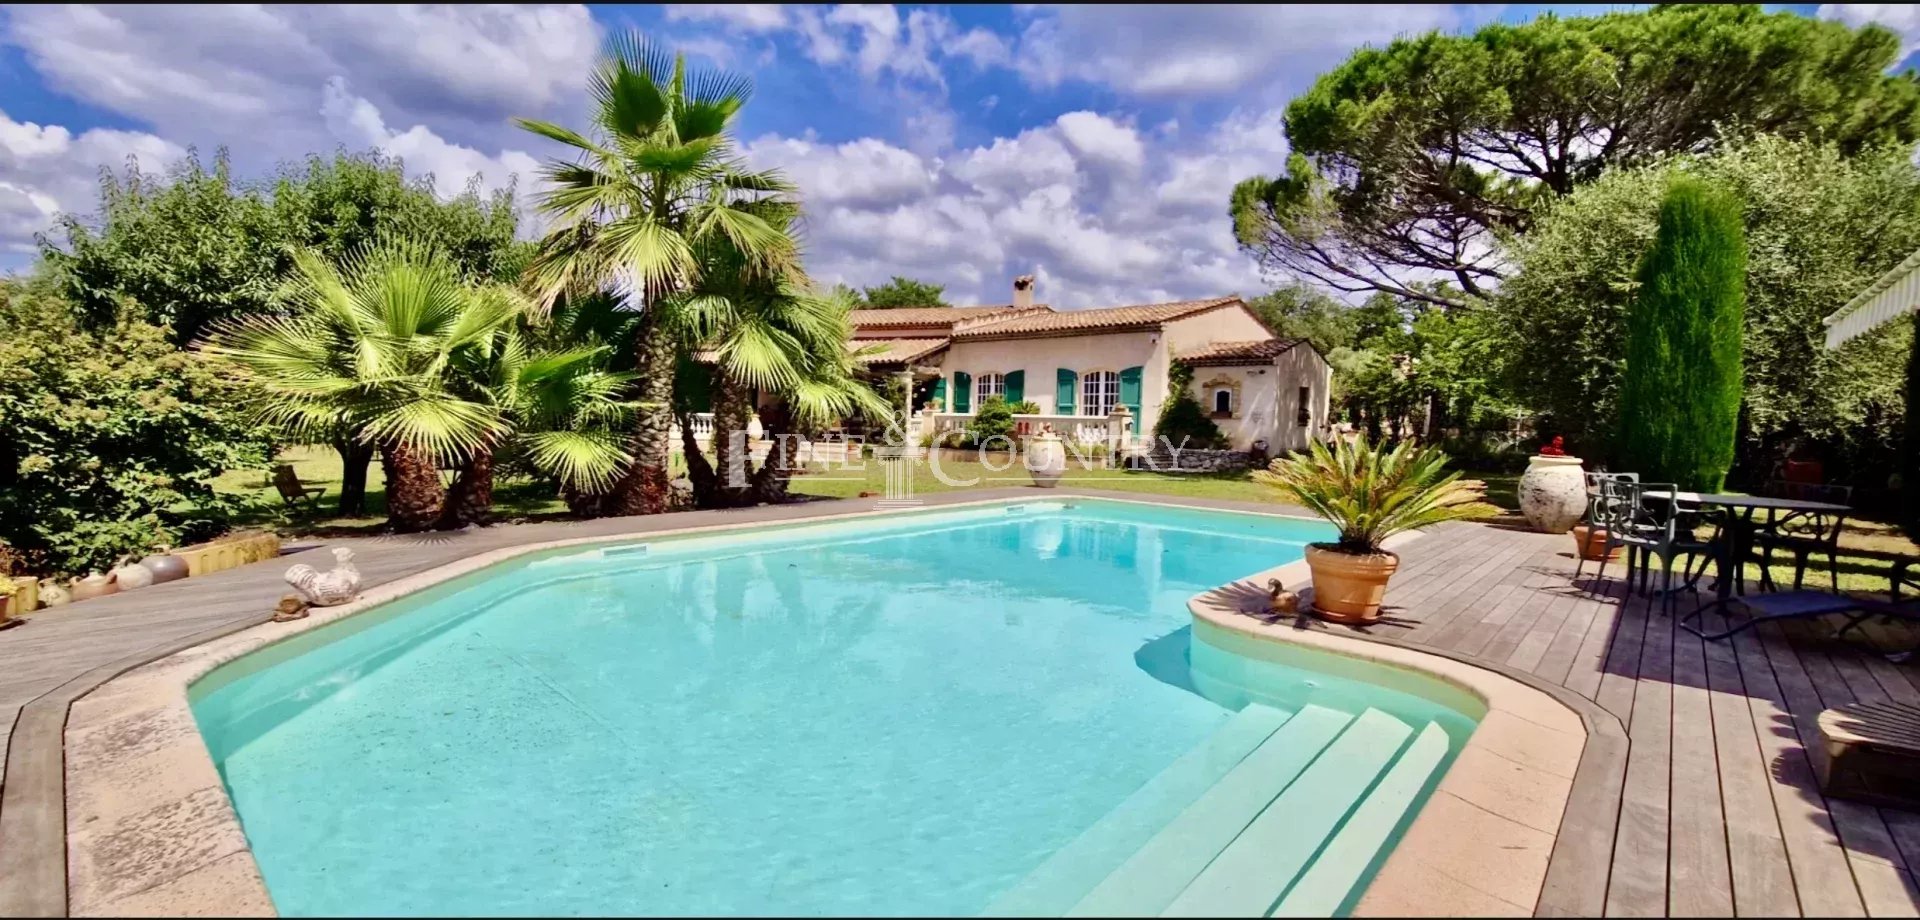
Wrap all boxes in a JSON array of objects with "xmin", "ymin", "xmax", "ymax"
[
  {"xmin": 1749, "ymin": 620, "xmax": 1873, "ymax": 917},
  {"xmin": 1384, "ymin": 537, "xmax": 1538, "ymax": 644},
  {"xmin": 1445, "ymin": 541, "xmax": 1577, "ymax": 657},
  {"xmin": 1418, "ymin": 541, "xmax": 1557, "ymax": 651},
  {"xmin": 1565, "ymin": 572, "xmax": 1631, "ymax": 702},
  {"xmin": 1698, "ymin": 609, "xmax": 1798, "ymax": 917},
  {"xmin": 1668, "ymin": 608, "xmax": 1735, "ymax": 916},
  {"xmin": 1594, "ymin": 587, "xmax": 1655, "ymax": 723},
  {"xmin": 1534, "ymin": 570, "xmax": 1628, "ymax": 688},
  {"xmin": 1502, "ymin": 552, "xmax": 1596, "ymax": 673},
  {"xmin": 1606, "ymin": 588, "xmax": 1677, "ymax": 917}
]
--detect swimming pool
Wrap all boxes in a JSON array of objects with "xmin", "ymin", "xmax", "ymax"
[{"xmin": 191, "ymin": 499, "xmax": 1481, "ymax": 916}]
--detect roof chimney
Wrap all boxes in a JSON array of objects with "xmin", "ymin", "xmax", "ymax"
[{"xmin": 1013, "ymin": 274, "xmax": 1036, "ymax": 309}]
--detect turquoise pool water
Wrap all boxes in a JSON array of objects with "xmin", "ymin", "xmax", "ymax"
[{"xmin": 192, "ymin": 499, "xmax": 1480, "ymax": 917}]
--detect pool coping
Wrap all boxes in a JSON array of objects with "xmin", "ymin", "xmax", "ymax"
[{"xmin": 58, "ymin": 494, "xmax": 1591, "ymax": 917}]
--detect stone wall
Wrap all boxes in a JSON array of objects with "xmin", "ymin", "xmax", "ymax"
[{"xmin": 1130, "ymin": 448, "xmax": 1254, "ymax": 473}]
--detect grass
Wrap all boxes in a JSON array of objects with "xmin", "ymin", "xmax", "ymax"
[{"xmin": 219, "ymin": 445, "xmax": 1916, "ymax": 595}]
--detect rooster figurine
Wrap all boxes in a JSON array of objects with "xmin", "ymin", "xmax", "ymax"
[{"xmin": 284, "ymin": 547, "xmax": 362, "ymax": 607}]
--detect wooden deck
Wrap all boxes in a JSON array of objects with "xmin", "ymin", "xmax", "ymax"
[
  {"xmin": 1336, "ymin": 519, "xmax": 1920, "ymax": 918},
  {"xmin": 5, "ymin": 493, "xmax": 1920, "ymax": 916}
]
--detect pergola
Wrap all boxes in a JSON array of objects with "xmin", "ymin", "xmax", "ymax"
[{"xmin": 1824, "ymin": 246, "xmax": 1920, "ymax": 348}]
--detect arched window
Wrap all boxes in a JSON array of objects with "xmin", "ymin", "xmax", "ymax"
[
  {"xmin": 976, "ymin": 372, "xmax": 1005, "ymax": 405},
  {"xmin": 1212, "ymin": 389, "xmax": 1233, "ymax": 416},
  {"xmin": 1081, "ymin": 371, "xmax": 1118, "ymax": 415}
]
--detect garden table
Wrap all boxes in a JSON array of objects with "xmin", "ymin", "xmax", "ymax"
[{"xmin": 1643, "ymin": 490, "xmax": 1852, "ymax": 604}]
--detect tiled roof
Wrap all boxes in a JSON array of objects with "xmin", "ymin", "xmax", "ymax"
[
  {"xmin": 1176, "ymin": 337, "xmax": 1306, "ymax": 366},
  {"xmin": 851, "ymin": 338, "xmax": 949, "ymax": 366},
  {"xmin": 952, "ymin": 297, "xmax": 1243, "ymax": 340},
  {"xmin": 848, "ymin": 305, "xmax": 1048, "ymax": 328}
]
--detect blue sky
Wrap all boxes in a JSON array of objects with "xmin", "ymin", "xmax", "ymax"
[{"xmin": 2, "ymin": 4, "xmax": 1914, "ymax": 306}]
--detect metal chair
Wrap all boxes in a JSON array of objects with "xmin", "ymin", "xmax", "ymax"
[
  {"xmin": 1753, "ymin": 483, "xmax": 1853, "ymax": 592},
  {"xmin": 1613, "ymin": 481, "xmax": 1724, "ymax": 616},
  {"xmin": 1574, "ymin": 472, "xmax": 1637, "ymax": 591}
]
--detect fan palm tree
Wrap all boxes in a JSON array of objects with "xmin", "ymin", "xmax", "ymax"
[
  {"xmin": 516, "ymin": 32, "xmax": 798, "ymax": 516},
  {"xmin": 458, "ymin": 324, "xmax": 642, "ymax": 524},
  {"xmin": 674, "ymin": 254, "xmax": 893, "ymax": 507},
  {"xmin": 200, "ymin": 241, "xmax": 518, "ymax": 532}
]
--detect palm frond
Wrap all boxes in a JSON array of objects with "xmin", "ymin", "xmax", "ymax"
[{"xmin": 1253, "ymin": 437, "xmax": 1499, "ymax": 552}]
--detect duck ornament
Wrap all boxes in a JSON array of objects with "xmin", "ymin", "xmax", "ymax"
[{"xmin": 285, "ymin": 547, "xmax": 362, "ymax": 607}]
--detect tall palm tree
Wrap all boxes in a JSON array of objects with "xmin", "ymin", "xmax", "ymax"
[
  {"xmin": 201, "ymin": 241, "xmax": 517, "ymax": 532},
  {"xmin": 516, "ymin": 33, "xmax": 798, "ymax": 516}
]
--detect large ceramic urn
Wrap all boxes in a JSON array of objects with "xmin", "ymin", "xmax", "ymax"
[
  {"xmin": 1519, "ymin": 454, "xmax": 1587, "ymax": 533},
  {"xmin": 1026, "ymin": 431, "xmax": 1067, "ymax": 488}
]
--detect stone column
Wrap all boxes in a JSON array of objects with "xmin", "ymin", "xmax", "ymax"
[{"xmin": 1107, "ymin": 405, "xmax": 1133, "ymax": 463}]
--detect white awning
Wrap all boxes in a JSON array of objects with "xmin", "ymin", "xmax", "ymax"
[{"xmin": 1824, "ymin": 245, "xmax": 1920, "ymax": 348}]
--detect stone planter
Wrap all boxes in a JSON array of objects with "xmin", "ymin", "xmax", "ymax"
[
  {"xmin": 1027, "ymin": 432, "xmax": 1066, "ymax": 488},
  {"xmin": 1519, "ymin": 455, "xmax": 1587, "ymax": 533},
  {"xmin": 70, "ymin": 572, "xmax": 119, "ymax": 602},
  {"xmin": 1570, "ymin": 524, "xmax": 1620, "ymax": 562},
  {"xmin": 1304, "ymin": 544, "xmax": 1401, "ymax": 624}
]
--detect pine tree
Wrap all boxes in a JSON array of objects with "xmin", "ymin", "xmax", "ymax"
[{"xmin": 1618, "ymin": 178, "xmax": 1747, "ymax": 491}]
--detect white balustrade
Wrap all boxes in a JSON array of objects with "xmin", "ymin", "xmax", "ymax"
[{"xmin": 928, "ymin": 412, "xmax": 1134, "ymax": 448}]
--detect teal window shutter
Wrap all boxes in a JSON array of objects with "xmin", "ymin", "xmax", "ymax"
[
  {"xmin": 1004, "ymin": 370, "xmax": 1025, "ymax": 405},
  {"xmin": 931, "ymin": 376, "xmax": 946, "ymax": 409},
  {"xmin": 953, "ymin": 371, "xmax": 972, "ymax": 413},
  {"xmin": 1119, "ymin": 366, "xmax": 1143, "ymax": 420},
  {"xmin": 1055, "ymin": 369, "xmax": 1077, "ymax": 415}
]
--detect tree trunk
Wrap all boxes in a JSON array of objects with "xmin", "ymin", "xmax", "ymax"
[
  {"xmin": 438, "ymin": 444, "xmax": 494, "ymax": 529},
  {"xmin": 380, "ymin": 441, "xmax": 445, "ymax": 533},
  {"xmin": 710, "ymin": 370, "xmax": 755, "ymax": 507},
  {"xmin": 334, "ymin": 438, "xmax": 375, "ymax": 516},
  {"xmin": 604, "ymin": 314, "xmax": 675, "ymax": 517},
  {"xmin": 678, "ymin": 408, "xmax": 720, "ymax": 508}
]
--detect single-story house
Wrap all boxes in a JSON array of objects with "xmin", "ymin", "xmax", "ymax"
[{"xmin": 852, "ymin": 277, "xmax": 1333, "ymax": 452}]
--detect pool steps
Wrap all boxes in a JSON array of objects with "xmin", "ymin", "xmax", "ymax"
[{"xmin": 984, "ymin": 703, "xmax": 1452, "ymax": 918}]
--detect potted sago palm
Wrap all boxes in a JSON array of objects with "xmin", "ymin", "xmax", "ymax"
[{"xmin": 1256, "ymin": 438, "xmax": 1500, "ymax": 623}]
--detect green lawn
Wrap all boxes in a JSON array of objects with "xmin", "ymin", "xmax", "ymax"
[{"xmin": 220, "ymin": 445, "xmax": 1914, "ymax": 595}]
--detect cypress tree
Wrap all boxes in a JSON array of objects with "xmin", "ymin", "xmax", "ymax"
[{"xmin": 1618, "ymin": 178, "xmax": 1747, "ymax": 492}]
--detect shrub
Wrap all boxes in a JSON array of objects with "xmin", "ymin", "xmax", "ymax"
[
  {"xmin": 1007, "ymin": 399, "xmax": 1041, "ymax": 414},
  {"xmin": 967, "ymin": 396, "xmax": 1017, "ymax": 448},
  {"xmin": 1154, "ymin": 361, "xmax": 1229, "ymax": 449},
  {"xmin": 1618, "ymin": 178, "xmax": 1746, "ymax": 491},
  {"xmin": 0, "ymin": 284, "xmax": 272, "ymax": 575}
]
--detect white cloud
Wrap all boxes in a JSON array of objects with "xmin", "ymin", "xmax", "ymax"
[
  {"xmin": 4, "ymin": 4, "xmax": 599, "ymax": 164},
  {"xmin": 319, "ymin": 78, "xmax": 540, "ymax": 205},
  {"xmin": 1818, "ymin": 4, "xmax": 1920, "ymax": 54},
  {"xmin": 1009, "ymin": 5, "xmax": 1463, "ymax": 96},
  {"xmin": 0, "ymin": 112, "xmax": 184, "ymax": 256},
  {"xmin": 754, "ymin": 107, "xmax": 1276, "ymax": 310},
  {"xmin": 1054, "ymin": 112, "xmax": 1145, "ymax": 173},
  {"xmin": 664, "ymin": 4, "xmax": 790, "ymax": 34},
  {"xmin": 746, "ymin": 135, "xmax": 937, "ymax": 207}
]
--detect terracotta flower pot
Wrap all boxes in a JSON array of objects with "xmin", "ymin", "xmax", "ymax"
[
  {"xmin": 1570, "ymin": 524, "xmax": 1620, "ymax": 562},
  {"xmin": 1304, "ymin": 544, "xmax": 1401, "ymax": 624}
]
